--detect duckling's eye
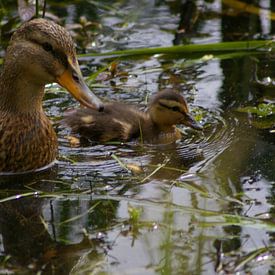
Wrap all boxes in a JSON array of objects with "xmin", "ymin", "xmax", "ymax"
[
  {"xmin": 42, "ymin": 42, "xmax": 53, "ymax": 52},
  {"xmin": 172, "ymin": 106, "xmax": 180, "ymax": 112}
]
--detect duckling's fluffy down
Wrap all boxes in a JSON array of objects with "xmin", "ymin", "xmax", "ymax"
[{"xmin": 63, "ymin": 103, "xmax": 148, "ymax": 142}]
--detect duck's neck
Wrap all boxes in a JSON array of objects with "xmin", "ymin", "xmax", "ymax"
[
  {"xmin": 0, "ymin": 59, "xmax": 45, "ymax": 114},
  {"xmin": 140, "ymin": 112, "xmax": 175, "ymax": 138},
  {"xmin": 146, "ymin": 114, "xmax": 174, "ymax": 133},
  {"xmin": 141, "ymin": 115, "xmax": 180, "ymax": 143}
]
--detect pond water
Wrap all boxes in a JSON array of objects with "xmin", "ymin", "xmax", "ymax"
[{"xmin": 0, "ymin": 0, "xmax": 274, "ymax": 274}]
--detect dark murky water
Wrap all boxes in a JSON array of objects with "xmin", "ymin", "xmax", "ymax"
[{"xmin": 0, "ymin": 0, "xmax": 274, "ymax": 274}]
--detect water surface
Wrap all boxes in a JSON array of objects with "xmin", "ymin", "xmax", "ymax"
[{"xmin": 0, "ymin": 0, "xmax": 274, "ymax": 274}]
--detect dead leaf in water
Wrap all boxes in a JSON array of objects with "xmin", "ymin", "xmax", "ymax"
[
  {"xmin": 66, "ymin": 135, "xmax": 80, "ymax": 147},
  {"xmin": 126, "ymin": 163, "xmax": 144, "ymax": 174}
]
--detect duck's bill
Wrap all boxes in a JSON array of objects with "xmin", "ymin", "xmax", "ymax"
[
  {"xmin": 56, "ymin": 69, "xmax": 103, "ymax": 111},
  {"xmin": 184, "ymin": 113, "xmax": 203, "ymax": 130}
]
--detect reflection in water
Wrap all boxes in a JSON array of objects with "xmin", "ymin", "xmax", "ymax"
[
  {"xmin": 0, "ymin": 174, "xmax": 57, "ymax": 272},
  {"xmin": 0, "ymin": 174, "xmax": 120, "ymax": 273}
]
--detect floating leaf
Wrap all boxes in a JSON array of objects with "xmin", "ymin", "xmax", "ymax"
[
  {"xmin": 251, "ymin": 115, "xmax": 275, "ymax": 129},
  {"xmin": 237, "ymin": 103, "xmax": 275, "ymax": 129},
  {"xmin": 237, "ymin": 103, "xmax": 275, "ymax": 117}
]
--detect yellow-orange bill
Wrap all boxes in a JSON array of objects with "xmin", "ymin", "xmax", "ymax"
[{"xmin": 57, "ymin": 68, "xmax": 103, "ymax": 111}]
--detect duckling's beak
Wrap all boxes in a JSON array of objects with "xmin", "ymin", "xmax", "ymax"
[
  {"xmin": 184, "ymin": 113, "xmax": 203, "ymax": 130},
  {"xmin": 56, "ymin": 59, "xmax": 104, "ymax": 111}
]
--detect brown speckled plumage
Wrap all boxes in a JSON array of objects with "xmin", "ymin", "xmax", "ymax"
[
  {"xmin": 63, "ymin": 89, "xmax": 202, "ymax": 144},
  {"xmin": 0, "ymin": 112, "xmax": 57, "ymax": 172},
  {"xmin": 0, "ymin": 18, "xmax": 102, "ymax": 173},
  {"xmin": 11, "ymin": 19, "xmax": 76, "ymax": 58}
]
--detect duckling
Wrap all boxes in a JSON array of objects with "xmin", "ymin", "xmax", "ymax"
[
  {"xmin": 63, "ymin": 89, "xmax": 202, "ymax": 144},
  {"xmin": 0, "ymin": 19, "xmax": 103, "ymax": 173}
]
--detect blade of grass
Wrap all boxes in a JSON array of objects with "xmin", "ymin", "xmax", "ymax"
[
  {"xmin": 86, "ymin": 59, "xmax": 120, "ymax": 83},
  {"xmin": 0, "ymin": 41, "xmax": 271, "ymax": 65},
  {"xmin": 35, "ymin": 0, "xmax": 39, "ymax": 17},
  {"xmin": 234, "ymin": 247, "xmax": 274, "ymax": 272},
  {"xmin": 0, "ymin": 192, "xmax": 39, "ymax": 203},
  {"xmin": 111, "ymin": 153, "xmax": 132, "ymax": 173},
  {"xmin": 174, "ymin": 180, "xmax": 244, "ymax": 205},
  {"xmin": 140, "ymin": 158, "xmax": 170, "ymax": 183},
  {"xmin": 198, "ymin": 218, "xmax": 275, "ymax": 231},
  {"xmin": 91, "ymin": 194, "xmax": 275, "ymax": 232},
  {"xmin": 59, "ymin": 201, "xmax": 101, "ymax": 225},
  {"xmin": 0, "ymin": 191, "xmax": 61, "ymax": 203},
  {"xmin": 42, "ymin": 0, "xmax": 46, "ymax": 18},
  {"xmin": 79, "ymin": 40, "xmax": 274, "ymax": 58},
  {"xmin": 88, "ymin": 0, "xmax": 118, "ymax": 12},
  {"xmin": 223, "ymin": 0, "xmax": 275, "ymax": 20}
]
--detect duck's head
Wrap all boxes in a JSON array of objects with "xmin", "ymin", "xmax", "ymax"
[
  {"xmin": 148, "ymin": 89, "xmax": 202, "ymax": 130},
  {"xmin": 3, "ymin": 18, "xmax": 103, "ymax": 111}
]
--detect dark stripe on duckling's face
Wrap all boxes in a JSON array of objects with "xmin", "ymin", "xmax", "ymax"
[
  {"xmin": 158, "ymin": 98, "xmax": 188, "ymax": 115},
  {"xmin": 157, "ymin": 98, "xmax": 202, "ymax": 130}
]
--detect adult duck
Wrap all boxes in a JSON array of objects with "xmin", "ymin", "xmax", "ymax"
[
  {"xmin": 0, "ymin": 18, "xmax": 103, "ymax": 174},
  {"xmin": 63, "ymin": 89, "xmax": 202, "ymax": 144}
]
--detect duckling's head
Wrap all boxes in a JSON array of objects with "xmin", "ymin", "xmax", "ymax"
[
  {"xmin": 2, "ymin": 18, "xmax": 102, "ymax": 111},
  {"xmin": 148, "ymin": 89, "xmax": 202, "ymax": 130}
]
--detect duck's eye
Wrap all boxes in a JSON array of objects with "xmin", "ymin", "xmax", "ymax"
[
  {"xmin": 72, "ymin": 70, "xmax": 80, "ymax": 83},
  {"xmin": 42, "ymin": 42, "xmax": 53, "ymax": 52},
  {"xmin": 172, "ymin": 106, "xmax": 180, "ymax": 112}
]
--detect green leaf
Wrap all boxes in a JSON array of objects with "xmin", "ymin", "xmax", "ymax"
[{"xmin": 237, "ymin": 103, "xmax": 275, "ymax": 117}]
